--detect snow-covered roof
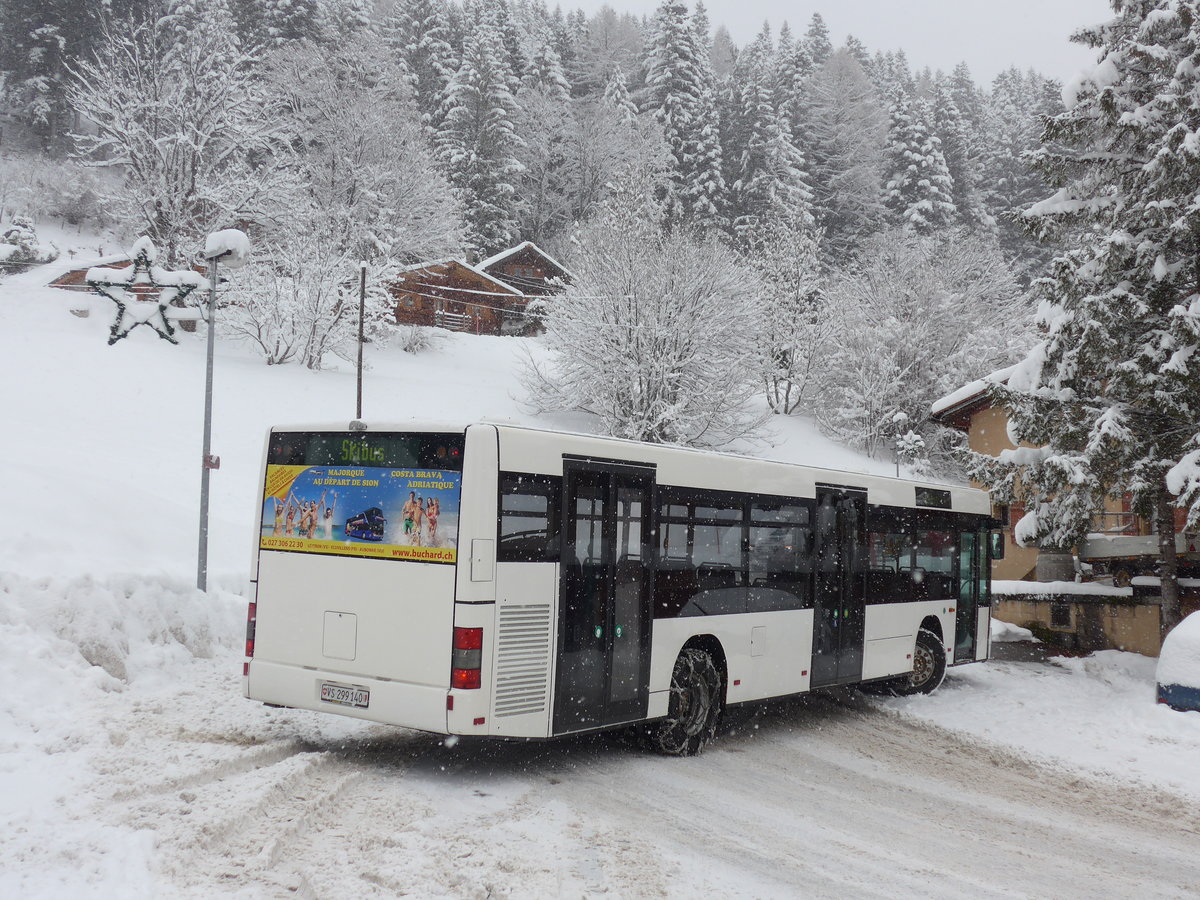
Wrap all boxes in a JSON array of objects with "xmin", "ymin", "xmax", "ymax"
[
  {"xmin": 478, "ymin": 241, "xmax": 575, "ymax": 281},
  {"xmin": 393, "ymin": 258, "xmax": 524, "ymax": 295},
  {"xmin": 930, "ymin": 365, "xmax": 1017, "ymax": 419}
]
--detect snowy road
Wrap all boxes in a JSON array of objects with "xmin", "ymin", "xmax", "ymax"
[{"xmin": 88, "ymin": 667, "xmax": 1200, "ymax": 899}]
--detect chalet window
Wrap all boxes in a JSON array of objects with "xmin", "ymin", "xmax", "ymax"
[{"xmin": 1050, "ymin": 602, "xmax": 1072, "ymax": 628}]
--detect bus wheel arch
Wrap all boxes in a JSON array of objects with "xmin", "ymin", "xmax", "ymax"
[{"xmin": 648, "ymin": 638, "xmax": 725, "ymax": 756}]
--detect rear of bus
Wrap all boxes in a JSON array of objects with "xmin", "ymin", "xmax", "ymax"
[{"xmin": 244, "ymin": 424, "xmax": 494, "ymax": 735}]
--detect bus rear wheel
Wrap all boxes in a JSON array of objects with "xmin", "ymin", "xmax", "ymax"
[
  {"xmin": 649, "ymin": 648, "xmax": 723, "ymax": 756},
  {"xmin": 895, "ymin": 628, "xmax": 947, "ymax": 696},
  {"xmin": 861, "ymin": 629, "xmax": 947, "ymax": 697}
]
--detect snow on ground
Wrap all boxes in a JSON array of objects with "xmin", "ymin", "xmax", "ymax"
[
  {"xmin": 878, "ymin": 644, "xmax": 1200, "ymax": 802},
  {"xmin": 4, "ymin": 258, "xmax": 1200, "ymax": 897}
]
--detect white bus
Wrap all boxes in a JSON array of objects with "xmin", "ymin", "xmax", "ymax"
[{"xmin": 244, "ymin": 421, "xmax": 994, "ymax": 755}]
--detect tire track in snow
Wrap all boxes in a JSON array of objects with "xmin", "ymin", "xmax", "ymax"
[{"xmin": 129, "ymin": 689, "xmax": 1200, "ymax": 899}]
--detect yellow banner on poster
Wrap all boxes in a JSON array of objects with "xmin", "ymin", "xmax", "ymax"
[
  {"xmin": 263, "ymin": 465, "xmax": 308, "ymax": 501},
  {"xmin": 260, "ymin": 534, "xmax": 457, "ymax": 563}
]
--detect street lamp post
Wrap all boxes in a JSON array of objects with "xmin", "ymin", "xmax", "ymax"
[
  {"xmin": 357, "ymin": 260, "xmax": 366, "ymax": 420},
  {"xmin": 197, "ymin": 249, "xmax": 229, "ymax": 592},
  {"xmin": 196, "ymin": 229, "xmax": 249, "ymax": 592}
]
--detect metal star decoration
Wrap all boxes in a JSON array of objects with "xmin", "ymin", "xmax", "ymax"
[{"xmin": 87, "ymin": 236, "xmax": 209, "ymax": 345}]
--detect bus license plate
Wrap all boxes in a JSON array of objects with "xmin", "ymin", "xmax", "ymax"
[{"xmin": 320, "ymin": 682, "xmax": 370, "ymax": 708}]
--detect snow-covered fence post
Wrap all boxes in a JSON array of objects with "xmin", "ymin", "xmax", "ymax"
[{"xmin": 197, "ymin": 229, "xmax": 249, "ymax": 591}]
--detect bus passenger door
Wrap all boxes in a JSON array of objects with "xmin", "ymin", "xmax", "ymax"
[
  {"xmin": 811, "ymin": 488, "xmax": 867, "ymax": 687},
  {"xmin": 955, "ymin": 532, "xmax": 979, "ymax": 662},
  {"xmin": 554, "ymin": 462, "xmax": 654, "ymax": 733}
]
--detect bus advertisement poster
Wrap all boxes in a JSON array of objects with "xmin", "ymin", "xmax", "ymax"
[{"xmin": 260, "ymin": 465, "xmax": 461, "ymax": 563}]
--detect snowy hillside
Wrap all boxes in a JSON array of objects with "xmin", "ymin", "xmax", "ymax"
[
  {"xmin": 0, "ymin": 260, "xmax": 898, "ymax": 582},
  {"xmin": 3, "ymin": 261, "xmax": 1200, "ymax": 898}
]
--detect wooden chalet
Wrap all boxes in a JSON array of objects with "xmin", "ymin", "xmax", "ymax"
[
  {"xmin": 390, "ymin": 243, "xmax": 573, "ymax": 336},
  {"xmin": 389, "ymin": 258, "xmax": 525, "ymax": 335},
  {"xmin": 477, "ymin": 241, "xmax": 573, "ymax": 297}
]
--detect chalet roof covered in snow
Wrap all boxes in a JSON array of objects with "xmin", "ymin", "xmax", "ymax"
[
  {"xmin": 478, "ymin": 240, "xmax": 575, "ymax": 282},
  {"xmin": 930, "ymin": 364, "xmax": 1017, "ymax": 427},
  {"xmin": 394, "ymin": 257, "xmax": 524, "ymax": 296}
]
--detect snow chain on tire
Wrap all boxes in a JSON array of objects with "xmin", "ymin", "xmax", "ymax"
[{"xmin": 649, "ymin": 648, "xmax": 723, "ymax": 756}]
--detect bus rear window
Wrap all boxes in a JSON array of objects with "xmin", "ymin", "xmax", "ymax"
[{"xmin": 268, "ymin": 432, "xmax": 464, "ymax": 469}]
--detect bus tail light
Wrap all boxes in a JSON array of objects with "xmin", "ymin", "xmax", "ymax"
[
  {"xmin": 243, "ymin": 602, "xmax": 257, "ymax": 676},
  {"xmin": 451, "ymin": 627, "xmax": 483, "ymax": 689}
]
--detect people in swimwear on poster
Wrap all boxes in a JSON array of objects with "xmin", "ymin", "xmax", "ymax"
[{"xmin": 400, "ymin": 491, "xmax": 444, "ymax": 547}]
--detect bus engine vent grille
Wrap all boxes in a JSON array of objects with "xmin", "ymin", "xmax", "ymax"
[{"xmin": 494, "ymin": 603, "xmax": 552, "ymax": 718}]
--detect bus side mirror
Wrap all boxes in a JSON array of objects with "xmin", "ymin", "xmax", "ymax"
[{"xmin": 990, "ymin": 532, "xmax": 1005, "ymax": 560}]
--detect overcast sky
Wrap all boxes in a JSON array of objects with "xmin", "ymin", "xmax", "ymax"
[{"xmin": 573, "ymin": 0, "xmax": 1113, "ymax": 85}]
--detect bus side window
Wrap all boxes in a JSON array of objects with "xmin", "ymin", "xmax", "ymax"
[{"xmin": 499, "ymin": 474, "xmax": 561, "ymax": 562}]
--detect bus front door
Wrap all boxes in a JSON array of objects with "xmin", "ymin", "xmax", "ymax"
[
  {"xmin": 811, "ymin": 487, "xmax": 867, "ymax": 687},
  {"xmin": 554, "ymin": 462, "xmax": 654, "ymax": 734}
]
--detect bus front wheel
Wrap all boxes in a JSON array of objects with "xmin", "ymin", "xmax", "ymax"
[{"xmin": 649, "ymin": 648, "xmax": 723, "ymax": 756}]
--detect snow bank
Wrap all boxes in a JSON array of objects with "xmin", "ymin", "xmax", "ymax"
[
  {"xmin": 990, "ymin": 618, "xmax": 1038, "ymax": 642},
  {"xmin": 1156, "ymin": 610, "xmax": 1200, "ymax": 688},
  {"xmin": 993, "ymin": 579, "xmax": 1133, "ymax": 598},
  {"xmin": 0, "ymin": 574, "xmax": 243, "ymax": 735},
  {"xmin": 0, "ymin": 574, "xmax": 245, "ymax": 897}
]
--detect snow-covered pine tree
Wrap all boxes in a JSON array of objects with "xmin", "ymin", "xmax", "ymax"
[
  {"xmin": 720, "ymin": 26, "xmax": 814, "ymax": 236},
  {"xmin": 932, "ymin": 79, "xmax": 991, "ymax": 230},
  {"xmin": 872, "ymin": 49, "xmax": 915, "ymax": 103},
  {"xmin": 320, "ymin": 0, "xmax": 373, "ymax": 41},
  {"xmin": 976, "ymin": 0, "xmax": 1200, "ymax": 635},
  {"xmin": 984, "ymin": 68, "xmax": 1057, "ymax": 277},
  {"xmin": 490, "ymin": 0, "xmax": 529, "ymax": 92},
  {"xmin": 684, "ymin": 1, "xmax": 726, "ymax": 230},
  {"xmin": 949, "ymin": 62, "xmax": 987, "ymax": 150},
  {"xmin": 643, "ymin": 0, "xmax": 725, "ymax": 231},
  {"xmin": 436, "ymin": 21, "xmax": 524, "ymax": 255},
  {"xmin": 603, "ymin": 65, "xmax": 639, "ymax": 122},
  {"xmin": 773, "ymin": 21, "xmax": 810, "ymax": 120},
  {"xmin": 802, "ymin": 48, "xmax": 887, "ymax": 256},
  {"xmin": 842, "ymin": 35, "xmax": 873, "ymax": 76},
  {"xmin": 0, "ymin": 0, "xmax": 109, "ymax": 149},
  {"xmin": 522, "ymin": 26, "xmax": 572, "ymax": 101},
  {"xmin": 380, "ymin": 0, "xmax": 456, "ymax": 129},
  {"xmin": 883, "ymin": 93, "xmax": 956, "ymax": 233},
  {"xmin": 260, "ymin": 0, "xmax": 321, "ymax": 46},
  {"xmin": 802, "ymin": 12, "xmax": 832, "ymax": 69}
]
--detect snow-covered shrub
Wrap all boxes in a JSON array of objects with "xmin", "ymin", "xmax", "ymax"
[
  {"xmin": 222, "ymin": 231, "xmax": 396, "ymax": 370},
  {"xmin": 0, "ymin": 215, "xmax": 58, "ymax": 267},
  {"xmin": 812, "ymin": 228, "xmax": 1029, "ymax": 470},
  {"xmin": 0, "ymin": 153, "xmax": 116, "ymax": 232},
  {"xmin": 394, "ymin": 324, "xmax": 443, "ymax": 355},
  {"xmin": 736, "ymin": 218, "xmax": 826, "ymax": 415},
  {"xmin": 522, "ymin": 189, "xmax": 768, "ymax": 449}
]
